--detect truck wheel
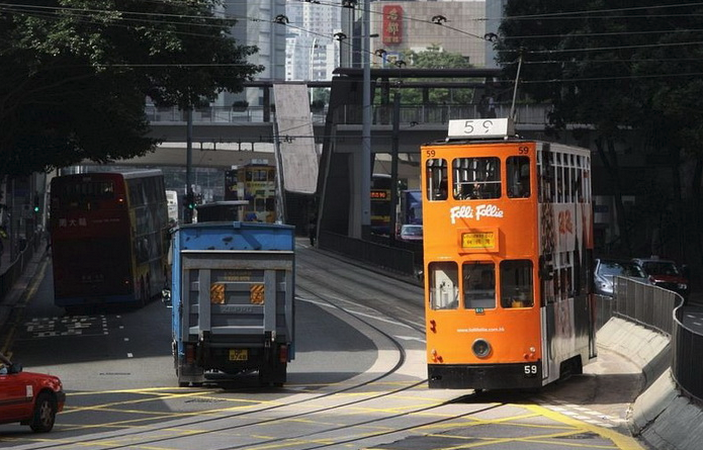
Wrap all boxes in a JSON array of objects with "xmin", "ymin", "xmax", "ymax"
[{"xmin": 29, "ymin": 393, "xmax": 57, "ymax": 433}]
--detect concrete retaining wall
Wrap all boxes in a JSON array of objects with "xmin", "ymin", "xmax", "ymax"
[{"xmin": 598, "ymin": 317, "xmax": 703, "ymax": 450}]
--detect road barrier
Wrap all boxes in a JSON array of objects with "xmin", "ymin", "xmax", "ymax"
[
  {"xmin": 608, "ymin": 277, "xmax": 701, "ymax": 403},
  {"xmin": 319, "ymin": 231, "xmax": 416, "ymax": 277}
]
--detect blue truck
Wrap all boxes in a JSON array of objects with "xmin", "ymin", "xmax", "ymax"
[
  {"xmin": 399, "ymin": 189, "xmax": 422, "ymax": 226},
  {"xmin": 164, "ymin": 221, "xmax": 295, "ymax": 387}
]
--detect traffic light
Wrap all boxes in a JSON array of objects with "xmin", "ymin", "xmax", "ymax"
[
  {"xmin": 33, "ymin": 197, "xmax": 40, "ymax": 213},
  {"xmin": 183, "ymin": 193, "xmax": 195, "ymax": 224}
]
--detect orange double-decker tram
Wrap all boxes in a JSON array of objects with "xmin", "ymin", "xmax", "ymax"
[{"xmin": 421, "ymin": 118, "xmax": 597, "ymax": 390}]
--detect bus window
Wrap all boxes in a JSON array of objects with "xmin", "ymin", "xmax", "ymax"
[
  {"xmin": 507, "ymin": 156, "xmax": 530, "ymax": 198},
  {"xmin": 500, "ymin": 260, "xmax": 534, "ymax": 308},
  {"xmin": 426, "ymin": 158, "xmax": 448, "ymax": 201},
  {"xmin": 453, "ymin": 157, "xmax": 501, "ymax": 200},
  {"xmin": 429, "ymin": 262, "xmax": 458, "ymax": 310},
  {"xmin": 463, "ymin": 263, "xmax": 496, "ymax": 309}
]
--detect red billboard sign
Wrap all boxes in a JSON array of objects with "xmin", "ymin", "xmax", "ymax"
[{"xmin": 382, "ymin": 5, "xmax": 403, "ymax": 45}]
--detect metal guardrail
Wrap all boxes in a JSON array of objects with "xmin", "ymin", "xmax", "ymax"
[
  {"xmin": 672, "ymin": 307, "xmax": 703, "ymax": 402},
  {"xmin": 611, "ymin": 277, "xmax": 702, "ymax": 403},
  {"xmin": 614, "ymin": 277, "xmax": 678, "ymax": 335},
  {"xmin": 594, "ymin": 293, "xmax": 616, "ymax": 330},
  {"xmin": 318, "ymin": 230, "xmax": 416, "ymax": 277},
  {"xmin": 147, "ymin": 103, "xmax": 550, "ymax": 126}
]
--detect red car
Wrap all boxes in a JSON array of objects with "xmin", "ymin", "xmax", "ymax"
[
  {"xmin": 632, "ymin": 257, "xmax": 689, "ymax": 300},
  {"xmin": 0, "ymin": 353, "xmax": 66, "ymax": 432}
]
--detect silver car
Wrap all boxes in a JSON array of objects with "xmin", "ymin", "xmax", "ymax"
[{"xmin": 594, "ymin": 258, "xmax": 650, "ymax": 297}]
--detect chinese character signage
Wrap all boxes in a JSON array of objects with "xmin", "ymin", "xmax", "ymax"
[{"xmin": 383, "ymin": 5, "xmax": 403, "ymax": 45}]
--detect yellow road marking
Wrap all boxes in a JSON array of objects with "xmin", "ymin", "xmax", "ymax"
[
  {"xmin": 524, "ymin": 404, "xmax": 644, "ymax": 450},
  {"xmin": 63, "ymin": 388, "xmax": 279, "ymax": 415}
]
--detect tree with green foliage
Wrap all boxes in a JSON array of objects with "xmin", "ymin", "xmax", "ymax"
[
  {"xmin": 387, "ymin": 45, "xmax": 475, "ymax": 105},
  {"xmin": 0, "ymin": 0, "xmax": 263, "ymax": 176},
  {"xmin": 495, "ymin": 1, "xmax": 703, "ymax": 261}
]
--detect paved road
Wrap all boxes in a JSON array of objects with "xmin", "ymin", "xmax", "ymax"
[
  {"xmin": 680, "ymin": 306, "xmax": 703, "ymax": 333},
  {"xmin": 0, "ymin": 239, "xmax": 647, "ymax": 449}
]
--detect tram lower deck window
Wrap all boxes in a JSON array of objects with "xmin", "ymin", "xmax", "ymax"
[
  {"xmin": 463, "ymin": 262, "xmax": 496, "ymax": 309},
  {"xmin": 500, "ymin": 260, "xmax": 534, "ymax": 308},
  {"xmin": 429, "ymin": 262, "xmax": 458, "ymax": 310}
]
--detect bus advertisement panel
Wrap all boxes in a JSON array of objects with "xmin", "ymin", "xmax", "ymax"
[{"xmin": 49, "ymin": 170, "xmax": 169, "ymax": 310}]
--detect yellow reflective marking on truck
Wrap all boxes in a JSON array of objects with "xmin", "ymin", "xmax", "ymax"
[
  {"xmin": 250, "ymin": 284, "xmax": 265, "ymax": 304},
  {"xmin": 210, "ymin": 284, "xmax": 225, "ymax": 304}
]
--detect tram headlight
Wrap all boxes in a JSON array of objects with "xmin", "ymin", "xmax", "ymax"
[{"xmin": 472, "ymin": 339, "xmax": 492, "ymax": 359}]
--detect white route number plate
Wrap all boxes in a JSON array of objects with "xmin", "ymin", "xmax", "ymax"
[{"xmin": 448, "ymin": 118, "xmax": 515, "ymax": 139}]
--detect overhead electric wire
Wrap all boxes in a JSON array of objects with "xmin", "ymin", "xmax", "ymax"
[
  {"xmin": 498, "ymin": 1, "xmax": 703, "ymax": 20},
  {"xmin": 502, "ymin": 28, "xmax": 703, "ymax": 41},
  {"xmin": 3, "ymin": 0, "xmax": 697, "ymax": 59},
  {"xmin": 3, "ymin": 1, "xmax": 703, "ymax": 84}
]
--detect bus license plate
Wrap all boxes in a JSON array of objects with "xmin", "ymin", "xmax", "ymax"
[{"xmin": 229, "ymin": 349, "xmax": 248, "ymax": 361}]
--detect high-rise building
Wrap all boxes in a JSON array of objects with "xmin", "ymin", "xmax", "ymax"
[
  {"xmin": 219, "ymin": 0, "xmax": 288, "ymax": 106},
  {"xmin": 285, "ymin": 0, "xmax": 341, "ymax": 81},
  {"xmin": 368, "ymin": 1, "xmax": 487, "ymax": 68}
]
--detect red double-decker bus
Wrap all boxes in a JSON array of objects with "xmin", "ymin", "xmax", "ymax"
[{"xmin": 49, "ymin": 170, "xmax": 169, "ymax": 310}]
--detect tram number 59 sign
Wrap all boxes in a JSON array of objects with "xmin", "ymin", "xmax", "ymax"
[
  {"xmin": 447, "ymin": 118, "xmax": 515, "ymax": 139},
  {"xmin": 524, "ymin": 364, "xmax": 538, "ymax": 378}
]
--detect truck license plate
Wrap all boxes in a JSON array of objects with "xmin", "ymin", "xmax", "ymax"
[{"xmin": 229, "ymin": 349, "xmax": 248, "ymax": 361}]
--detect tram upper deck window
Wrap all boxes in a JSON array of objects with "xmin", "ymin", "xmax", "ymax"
[
  {"xmin": 500, "ymin": 260, "xmax": 534, "ymax": 308},
  {"xmin": 507, "ymin": 156, "xmax": 530, "ymax": 198},
  {"xmin": 463, "ymin": 262, "xmax": 496, "ymax": 309},
  {"xmin": 426, "ymin": 158, "xmax": 448, "ymax": 201},
  {"xmin": 429, "ymin": 262, "xmax": 458, "ymax": 310},
  {"xmin": 452, "ymin": 157, "xmax": 500, "ymax": 200}
]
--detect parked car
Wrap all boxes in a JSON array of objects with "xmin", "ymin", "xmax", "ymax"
[
  {"xmin": 594, "ymin": 258, "xmax": 651, "ymax": 297},
  {"xmin": 0, "ymin": 353, "xmax": 65, "ymax": 432},
  {"xmin": 399, "ymin": 224, "xmax": 423, "ymax": 241},
  {"xmin": 631, "ymin": 257, "xmax": 689, "ymax": 300}
]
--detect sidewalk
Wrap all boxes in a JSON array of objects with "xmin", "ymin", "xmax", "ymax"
[{"xmin": 0, "ymin": 240, "xmax": 47, "ymax": 336}]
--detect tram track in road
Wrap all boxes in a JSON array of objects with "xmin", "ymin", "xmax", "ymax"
[
  {"xmin": 294, "ymin": 247, "xmax": 426, "ymax": 331},
  {"xmin": 4, "ymin": 259, "xmax": 440, "ymax": 450},
  {"xmin": 3, "ymin": 244, "xmax": 645, "ymax": 450}
]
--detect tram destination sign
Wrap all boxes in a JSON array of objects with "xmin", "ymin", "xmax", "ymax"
[
  {"xmin": 447, "ymin": 118, "xmax": 515, "ymax": 139},
  {"xmin": 461, "ymin": 231, "xmax": 496, "ymax": 250}
]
